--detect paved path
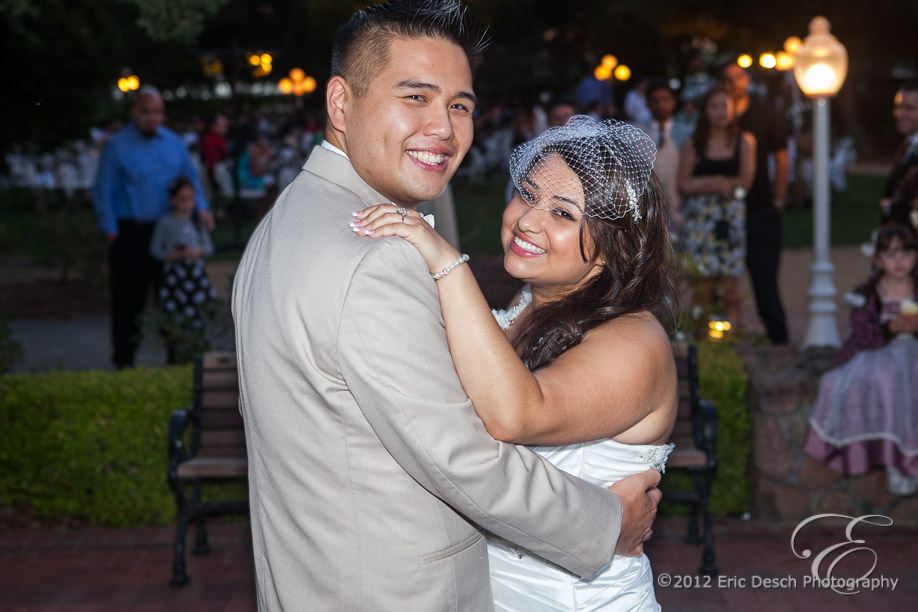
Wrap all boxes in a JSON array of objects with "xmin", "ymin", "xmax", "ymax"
[
  {"xmin": 1, "ymin": 517, "xmax": 915, "ymax": 610},
  {"xmin": 5, "ymin": 261, "xmax": 238, "ymax": 373},
  {"xmin": 5, "ymin": 247, "xmax": 868, "ymax": 373}
]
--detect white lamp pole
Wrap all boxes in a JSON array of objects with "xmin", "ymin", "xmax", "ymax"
[{"xmin": 793, "ymin": 16, "xmax": 847, "ymax": 349}]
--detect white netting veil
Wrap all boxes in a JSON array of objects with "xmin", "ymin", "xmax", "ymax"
[{"xmin": 508, "ymin": 115, "xmax": 657, "ymax": 221}]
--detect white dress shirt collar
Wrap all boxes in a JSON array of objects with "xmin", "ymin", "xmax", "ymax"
[{"xmin": 320, "ymin": 140, "xmax": 349, "ymax": 160}]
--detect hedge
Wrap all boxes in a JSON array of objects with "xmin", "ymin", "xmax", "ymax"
[
  {"xmin": 662, "ymin": 340, "xmax": 751, "ymax": 516},
  {"xmin": 0, "ymin": 366, "xmax": 192, "ymax": 526},
  {"xmin": 1, "ymin": 340, "xmax": 750, "ymax": 526}
]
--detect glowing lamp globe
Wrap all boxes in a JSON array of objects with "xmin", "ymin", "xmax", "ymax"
[
  {"xmin": 793, "ymin": 17, "xmax": 847, "ymax": 97},
  {"xmin": 775, "ymin": 51, "xmax": 795, "ymax": 71},
  {"xmin": 303, "ymin": 76, "xmax": 317, "ymax": 94}
]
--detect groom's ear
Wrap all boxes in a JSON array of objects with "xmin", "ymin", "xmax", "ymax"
[{"xmin": 326, "ymin": 76, "xmax": 351, "ymax": 134}]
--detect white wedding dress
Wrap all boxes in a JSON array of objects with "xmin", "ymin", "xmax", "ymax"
[{"xmin": 489, "ymin": 290, "xmax": 671, "ymax": 611}]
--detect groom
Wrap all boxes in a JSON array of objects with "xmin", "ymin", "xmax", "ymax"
[{"xmin": 232, "ymin": 1, "xmax": 661, "ymax": 609}]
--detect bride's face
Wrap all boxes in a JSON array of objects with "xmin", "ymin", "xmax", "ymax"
[{"xmin": 501, "ymin": 154, "xmax": 604, "ymax": 301}]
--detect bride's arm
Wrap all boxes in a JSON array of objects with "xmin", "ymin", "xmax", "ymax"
[{"xmin": 353, "ymin": 205, "xmax": 675, "ymax": 446}]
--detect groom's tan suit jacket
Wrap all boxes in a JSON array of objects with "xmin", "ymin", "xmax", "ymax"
[{"xmin": 232, "ymin": 146, "xmax": 622, "ymax": 611}]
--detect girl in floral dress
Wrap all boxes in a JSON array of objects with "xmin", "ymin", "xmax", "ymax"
[{"xmin": 678, "ymin": 85, "xmax": 755, "ymax": 330}]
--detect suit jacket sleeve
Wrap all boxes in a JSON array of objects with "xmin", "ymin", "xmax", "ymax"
[{"xmin": 337, "ymin": 237, "xmax": 622, "ymax": 578}]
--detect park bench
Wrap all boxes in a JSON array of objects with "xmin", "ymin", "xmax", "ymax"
[
  {"xmin": 664, "ymin": 341, "xmax": 718, "ymax": 576},
  {"xmin": 168, "ymin": 352, "xmax": 248, "ymax": 588},
  {"xmin": 164, "ymin": 345, "xmax": 717, "ymax": 585}
]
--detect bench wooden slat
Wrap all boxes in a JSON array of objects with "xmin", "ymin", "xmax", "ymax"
[
  {"xmin": 667, "ymin": 438, "xmax": 707, "ymax": 468},
  {"xmin": 202, "ymin": 352, "xmax": 236, "ymax": 369},
  {"xmin": 200, "ymin": 430, "xmax": 246, "ymax": 447},
  {"xmin": 201, "ymin": 370, "xmax": 239, "ymax": 390},
  {"xmin": 196, "ymin": 445, "xmax": 247, "ymax": 459},
  {"xmin": 671, "ymin": 420, "xmax": 693, "ymax": 437},
  {"xmin": 177, "ymin": 457, "xmax": 248, "ymax": 479},
  {"xmin": 200, "ymin": 390, "xmax": 239, "ymax": 410},
  {"xmin": 200, "ymin": 409, "xmax": 244, "ymax": 430}
]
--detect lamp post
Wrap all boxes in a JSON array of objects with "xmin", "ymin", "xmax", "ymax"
[{"xmin": 793, "ymin": 16, "xmax": 847, "ymax": 348}]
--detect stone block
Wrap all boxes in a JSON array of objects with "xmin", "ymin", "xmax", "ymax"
[
  {"xmin": 798, "ymin": 456, "xmax": 844, "ymax": 490},
  {"xmin": 753, "ymin": 414, "xmax": 794, "ymax": 480},
  {"xmin": 851, "ymin": 470, "xmax": 897, "ymax": 508},
  {"xmin": 784, "ymin": 412, "xmax": 811, "ymax": 449},
  {"xmin": 814, "ymin": 490, "xmax": 858, "ymax": 516},
  {"xmin": 800, "ymin": 381, "xmax": 819, "ymax": 407},
  {"xmin": 756, "ymin": 384, "xmax": 803, "ymax": 416},
  {"xmin": 776, "ymin": 484, "xmax": 810, "ymax": 523},
  {"xmin": 752, "ymin": 479, "xmax": 780, "ymax": 523}
]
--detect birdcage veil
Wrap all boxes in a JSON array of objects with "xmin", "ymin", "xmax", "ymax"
[{"xmin": 508, "ymin": 115, "xmax": 657, "ymax": 221}]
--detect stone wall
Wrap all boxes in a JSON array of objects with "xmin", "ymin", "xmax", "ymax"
[{"xmin": 735, "ymin": 344, "xmax": 918, "ymax": 525}]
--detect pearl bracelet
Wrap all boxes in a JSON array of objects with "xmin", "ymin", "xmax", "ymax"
[{"xmin": 432, "ymin": 253, "xmax": 470, "ymax": 280}]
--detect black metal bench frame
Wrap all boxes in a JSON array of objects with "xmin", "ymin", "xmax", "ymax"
[
  {"xmin": 168, "ymin": 352, "xmax": 248, "ymax": 588},
  {"xmin": 665, "ymin": 341, "xmax": 718, "ymax": 576}
]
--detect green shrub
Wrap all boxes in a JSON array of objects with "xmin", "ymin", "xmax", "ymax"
[
  {"xmin": 1, "ymin": 342, "xmax": 750, "ymax": 525},
  {"xmin": 697, "ymin": 341, "xmax": 751, "ymax": 514},
  {"xmin": 663, "ymin": 341, "xmax": 751, "ymax": 516},
  {"xmin": 0, "ymin": 366, "xmax": 192, "ymax": 525},
  {"xmin": 0, "ymin": 312, "xmax": 24, "ymax": 374}
]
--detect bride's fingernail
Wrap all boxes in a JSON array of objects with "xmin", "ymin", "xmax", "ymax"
[
  {"xmin": 348, "ymin": 222, "xmax": 360, "ymax": 228},
  {"xmin": 363, "ymin": 228, "xmax": 374, "ymax": 235},
  {"xmin": 352, "ymin": 210, "xmax": 368, "ymax": 218},
  {"xmin": 351, "ymin": 226, "xmax": 362, "ymax": 233}
]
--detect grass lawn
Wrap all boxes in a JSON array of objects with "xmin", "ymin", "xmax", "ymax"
[
  {"xmin": 0, "ymin": 172, "xmax": 889, "ymax": 268},
  {"xmin": 452, "ymin": 174, "xmax": 510, "ymax": 256},
  {"xmin": 782, "ymin": 173, "xmax": 885, "ymax": 249}
]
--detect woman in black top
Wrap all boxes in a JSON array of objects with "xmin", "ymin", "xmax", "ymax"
[{"xmin": 678, "ymin": 84, "xmax": 755, "ymax": 332}]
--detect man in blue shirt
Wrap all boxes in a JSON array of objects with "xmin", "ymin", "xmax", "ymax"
[{"xmin": 93, "ymin": 85, "xmax": 213, "ymax": 368}]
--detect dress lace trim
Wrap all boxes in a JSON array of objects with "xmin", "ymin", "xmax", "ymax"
[
  {"xmin": 492, "ymin": 285, "xmax": 532, "ymax": 330},
  {"xmin": 640, "ymin": 443, "xmax": 675, "ymax": 473}
]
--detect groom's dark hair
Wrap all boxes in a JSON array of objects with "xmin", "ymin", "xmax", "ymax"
[{"xmin": 331, "ymin": 0, "xmax": 490, "ymax": 98}]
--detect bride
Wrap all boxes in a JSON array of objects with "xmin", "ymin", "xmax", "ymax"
[{"xmin": 352, "ymin": 116, "xmax": 678, "ymax": 611}]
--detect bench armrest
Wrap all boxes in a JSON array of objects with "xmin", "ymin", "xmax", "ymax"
[{"xmin": 168, "ymin": 409, "xmax": 192, "ymax": 483}]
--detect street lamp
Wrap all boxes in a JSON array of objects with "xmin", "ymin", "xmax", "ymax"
[{"xmin": 793, "ymin": 16, "xmax": 847, "ymax": 348}]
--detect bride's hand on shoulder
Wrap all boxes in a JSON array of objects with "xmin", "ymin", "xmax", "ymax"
[{"xmin": 351, "ymin": 203, "xmax": 460, "ymax": 274}]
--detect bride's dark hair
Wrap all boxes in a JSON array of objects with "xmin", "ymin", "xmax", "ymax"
[{"xmin": 510, "ymin": 148, "xmax": 678, "ymax": 371}]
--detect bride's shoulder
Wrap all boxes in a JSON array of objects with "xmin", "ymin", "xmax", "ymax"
[
  {"xmin": 581, "ymin": 312, "xmax": 675, "ymax": 370},
  {"xmin": 590, "ymin": 310, "xmax": 670, "ymax": 344}
]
